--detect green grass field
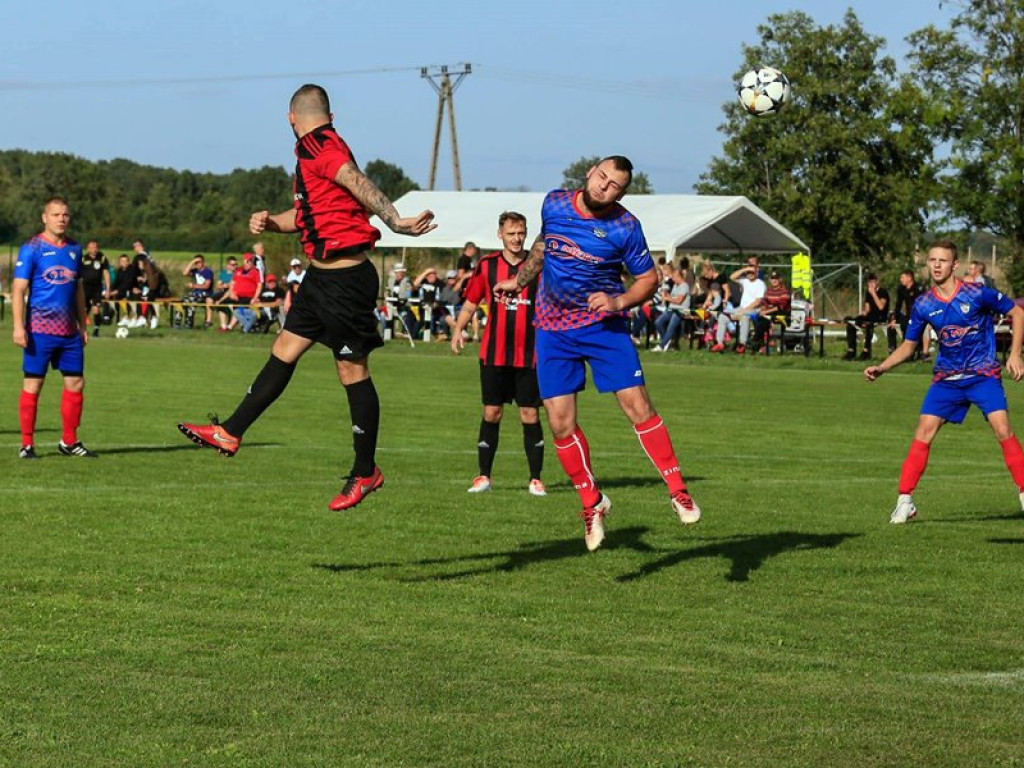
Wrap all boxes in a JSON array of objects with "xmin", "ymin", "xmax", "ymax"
[{"xmin": 2, "ymin": 330, "xmax": 1024, "ymax": 766}]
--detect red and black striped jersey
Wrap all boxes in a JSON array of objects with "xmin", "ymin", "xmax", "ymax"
[
  {"xmin": 463, "ymin": 252, "xmax": 538, "ymax": 368},
  {"xmin": 293, "ymin": 124, "xmax": 381, "ymax": 261}
]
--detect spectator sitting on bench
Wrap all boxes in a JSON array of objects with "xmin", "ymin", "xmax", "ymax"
[
  {"xmin": 712, "ymin": 257, "xmax": 765, "ymax": 354},
  {"xmin": 252, "ymin": 273, "xmax": 286, "ymax": 333},
  {"xmin": 843, "ymin": 273, "xmax": 889, "ymax": 361},
  {"xmin": 182, "ymin": 254, "xmax": 215, "ymax": 328},
  {"xmin": 652, "ymin": 262, "xmax": 692, "ymax": 352},
  {"xmin": 754, "ymin": 271, "xmax": 792, "ymax": 352}
]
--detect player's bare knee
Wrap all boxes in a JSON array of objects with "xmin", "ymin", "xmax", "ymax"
[
  {"xmin": 519, "ymin": 407, "xmax": 539, "ymax": 424},
  {"xmin": 62, "ymin": 376, "xmax": 84, "ymax": 393},
  {"xmin": 483, "ymin": 405, "xmax": 503, "ymax": 422}
]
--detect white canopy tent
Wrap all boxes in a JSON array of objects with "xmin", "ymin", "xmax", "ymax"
[{"xmin": 372, "ymin": 191, "xmax": 810, "ymax": 256}]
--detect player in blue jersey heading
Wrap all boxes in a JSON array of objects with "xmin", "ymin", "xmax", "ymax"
[
  {"xmin": 865, "ymin": 239, "xmax": 1024, "ymax": 522},
  {"xmin": 495, "ymin": 156, "xmax": 700, "ymax": 551},
  {"xmin": 11, "ymin": 196, "xmax": 97, "ymax": 459}
]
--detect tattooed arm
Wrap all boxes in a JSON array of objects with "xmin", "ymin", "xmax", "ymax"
[
  {"xmin": 494, "ymin": 235, "xmax": 545, "ymax": 295},
  {"xmin": 335, "ymin": 161, "xmax": 436, "ymax": 236}
]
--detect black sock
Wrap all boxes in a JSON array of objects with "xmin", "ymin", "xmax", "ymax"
[
  {"xmin": 345, "ymin": 378, "xmax": 380, "ymax": 477},
  {"xmin": 478, "ymin": 420, "xmax": 500, "ymax": 477},
  {"xmin": 222, "ymin": 355, "xmax": 296, "ymax": 437},
  {"xmin": 523, "ymin": 421, "xmax": 544, "ymax": 481}
]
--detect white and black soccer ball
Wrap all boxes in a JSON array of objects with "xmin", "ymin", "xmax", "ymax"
[
  {"xmin": 115, "ymin": 326, "xmax": 130, "ymax": 339},
  {"xmin": 737, "ymin": 67, "xmax": 791, "ymax": 116}
]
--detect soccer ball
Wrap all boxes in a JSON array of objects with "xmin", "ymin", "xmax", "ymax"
[
  {"xmin": 115, "ymin": 326, "xmax": 129, "ymax": 339},
  {"xmin": 737, "ymin": 67, "xmax": 791, "ymax": 116}
]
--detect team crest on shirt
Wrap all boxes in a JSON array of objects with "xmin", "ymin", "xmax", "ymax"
[
  {"xmin": 42, "ymin": 265, "xmax": 75, "ymax": 285},
  {"xmin": 593, "ymin": 228, "xmax": 607, "ymax": 238},
  {"xmin": 960, "ymin": 303, "xmax": 970, "ymax": 313},
  {"xmin": 940, "ymin": 325, "xmax": 974, "ymax": 346}
]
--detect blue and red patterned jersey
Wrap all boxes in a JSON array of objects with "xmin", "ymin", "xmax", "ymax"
[
  {"xmin": 906, "ymin": 279, "xmax": 1015, "ymax": 381},
  {"xmin": 535, "ymin": 189, "xmax": 655, "ymax": 331},
  {"xmin": 14, "ymin": 235, "xmax": 82, "ymax": 337}
]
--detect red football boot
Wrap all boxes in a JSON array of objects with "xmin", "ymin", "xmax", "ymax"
[
  {"xmin": 177, "ymin": 418, "xmax": 240, "ymax": 457},
  {"xmin": 329, "ymin": 466, "xmax": 385, "ymax": 511}
]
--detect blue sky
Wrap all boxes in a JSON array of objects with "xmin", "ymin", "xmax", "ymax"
[{"xmin": 3, "ymin": 0, "xmax": 952, "ymax": 194}]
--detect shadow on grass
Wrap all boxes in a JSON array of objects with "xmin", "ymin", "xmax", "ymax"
[
  {"xmin": 314, "ymin": 528, "xmax": 860, "ymax": 584},
  {"xmin": 100, "ymin": 441, "xmax": 282, "ymax": 456},
  {"xmin": 989, "ymin": 538, "xmax": 1024, "ymax": 545},
  {"xmin": 0, "ymin": 427, "xmax": 57, "ymax": 435},
  {"xmin": 616, "ymin": 531, "xmax": 862, "ymax": 583},
  {"xmin": 596, "ymin": 475, "xmax": 706, "ymax": 489},
  {"xmin": 919, "ymin": 512, "xmax": 1023, "ymax": 524}
]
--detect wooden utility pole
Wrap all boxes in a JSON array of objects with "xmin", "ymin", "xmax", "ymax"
[{"xmin": 421, "ymin": 63, "xmax": 471, "ymax": 190}]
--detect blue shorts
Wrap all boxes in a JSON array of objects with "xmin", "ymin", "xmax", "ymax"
[
  {"xmin": 920, "ymin": 376, "xmax": 1008, "ymax": 424},
  {"xmin": 535, "ymin": 317, "xmax": 645, "ymax": 399},
  {"xmin": 23, "ymin": 332, "xmax": 84, "ymax": 377}
]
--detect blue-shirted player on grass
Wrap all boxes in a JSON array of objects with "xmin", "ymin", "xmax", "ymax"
[
  {"xmin": 495, "ymin": 156, "xmax": 700, "ymax": 551},
  {"xmin": 865, "ymin": 239, "xmax": 1024, "ymax": 522},
  {"xmin": 11, "ymin": 196, "xmax": 97, "ymax": 459}
]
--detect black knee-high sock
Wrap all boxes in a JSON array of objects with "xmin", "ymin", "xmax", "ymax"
[
  {"xmin": 478, "ymin": 420, "xmax": 500, "ymax": 477},
  {"xmin": 222, "ymin": 355, "xmax": 296, "ymax": 437},
  {"xmin": 345, "ymin": 377, "xmax": 380, "ymax": 477},
  {"xmin": 523, "ymin": 421, "xmax": 544, "ymax": 481}
]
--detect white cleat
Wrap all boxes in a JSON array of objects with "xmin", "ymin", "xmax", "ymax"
[
  {"xmin": 467, "ymin": 475, "xmax": 491, "ymax": 493},
  {"xmin": 149, "ymin": 315, "xmax": 159, "ymax": 329},
  {"xmin": 671, "ymin": 490, "xmax": 701, "ymax": 524},
  {"xmin": 890, "ymin": 493, "xmax": 918, "ymax": 524},
  {"xmin": 581, "ymin": 493, "xmax": 612, "ymax": 552},
  {"xmin": 528, "ymin": 479, "xmax": 547, "ymax": 497}
]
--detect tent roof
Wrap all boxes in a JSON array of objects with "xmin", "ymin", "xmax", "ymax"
[{"xmin": 372, "ymin": 191, "xmax": 809, "ymax": 255}]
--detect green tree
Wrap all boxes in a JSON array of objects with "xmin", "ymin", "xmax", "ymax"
[
  {"xmin": 696, "ymin": 10, "xmax": 935, "ymax": 262},
  {"xmin": 905, "ymin": 2, "xmax": 1024, "ymax": 290},
  {"xmin": 561, "ymin": 156, "xmax": 654, "ymax": 194},
  {"xmin": 364, "ymin": 159, "xmax": 420, "ymax": 202}
]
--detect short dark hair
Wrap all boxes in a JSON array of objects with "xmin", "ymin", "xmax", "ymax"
[
  {"xmin": 42, "ymin": 195, "xmax": 69, "ymax": 212},
  {"xmin": 498, "ymin": 211, "xmax": 527, "ymax": 229},
  {"xmin": 866, "ymin": 273, "xmax": 879, "ymax": 281},
  {"xmin": 929, "ymin": 238, "xmax": 959, "ymax": 260},
  {"xmin": 290, "ymin": 84, "xmax": 331, "ymax": 117},
  {"xmin": 600, "ymin": 155, "xmax": 634, "ymax": 187},
  {"xmin": 900, "ymin": 269, "xmax": 915, "ymax": 279}
]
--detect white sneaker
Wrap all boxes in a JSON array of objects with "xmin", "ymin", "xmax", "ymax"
[
  {"xmin": 651, "ymin": 344, "xmax": 664, "ymax": 352},
  {"xmin": 149, "ymin": 315, "xmax": 159, "ymax": 329},
  {"xmin": 890, "ymin": 493, "xmax": 917, "ymax": 524},
  {"xmin": 467, "ymin": 475, "xmax": 491, "ymax": 493},
  {"xmin": 117, "ymin": 317, "xmax": 130, "ymax": 327},
  {"xmin": 528, "ymin": 479, "xmax": 547, "ymax": 497},
  {"xmin": 581, "ymin": 493, "xmax": 612, "ymax": 552},
  {"xmin": 671, "ymin": 490, "xmax": 701, "ymax": 524},
  {"xmin": 133, "ymin": 317, "xmax": 147, "ymax": 328}
]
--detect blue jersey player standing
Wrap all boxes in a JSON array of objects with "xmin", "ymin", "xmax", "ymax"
[
  {"xmin": 865, "ymin": 239, "xmax": 1024, "ymax": 522},
  {"xmin": 11, "ymin": 196, "xmax": 97, "ymax": 459},
  {"xmin": 495, "ymin": 156, "xmax": 700, "ymax": 551}
]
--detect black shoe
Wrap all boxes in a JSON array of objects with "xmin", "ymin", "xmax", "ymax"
[
  {"xmin": 19, "ymin": 445, "xmax": 38, "ymax": 459},
  {"xmin": 842, "ymin": 351, "xmax": 856, "ymax": 361},
  {"xmin": 92, "ymin": 328, "xmax": 100, "ymax": 338},
  {"xmin": 858, "ymin": 351, "xmax": 872, "ymax": 361},
  {"xmin": 58, "ymin": 440, "xmax": 98, "ymax": 458}
]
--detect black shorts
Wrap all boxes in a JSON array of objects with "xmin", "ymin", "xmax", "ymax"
[
  {"xmin": 83, "ymin": 285, "xmax": 104, "ymax": 309},
  {"xmin": 283, "ymin": 259, "xmax": 384, "ymax": 360},
  {"xmin": 480, "ymin": 362, "xmax": 541, "ymax": 407}
]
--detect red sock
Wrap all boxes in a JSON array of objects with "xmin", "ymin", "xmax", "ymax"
[
  {"xmin": 898, "ymin": 439, "xmax": 930, "ymax": 495},
  {"xmin": 19, "ymin": 390, "xmax": 39, "ymax": 447},
  {"xmin": 634, "ymin": 415, "xmax": 686, "ymax": 494},
  {"xmin": 61, "ymin": 390, "xmax": 84, "ymax": 445},
  {"xmin": 1000, "ymin": 435, "xmax": 1024, "ymax": 491},
  {"xmin": 553, "ymin": 426, "xmax": 600, "ymax": 508}
]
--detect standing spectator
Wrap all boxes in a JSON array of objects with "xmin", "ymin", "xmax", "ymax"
[
  {"xmin": 251, "ymin": 241, "xmax": 268, "ymax": 280},
  {"xmin": 230, "ymin": 253, "xmax": 263, "ymax": 333},
  {"xmin": 966, "ymin": 260, "xmax": 996, "ymax": 289},
  {"xmin": 843, "ymin": 273, "xmax": 890, "ymax": 360},
  {"xmin": 81, "ymin": 239, "xmax": 110, "ymax": 337},
  {"xmin": 865, "ymin": 240, "xmax": 1024, "ymax": 523},
  {"xmin": 438, "ymin": 269, "xmax": 462, "ymax": 339},
  {"xmin": 178, "ymin": 83, "xmax": 435, "ymax": 513},
  {"xmin": 451, "ymin": 211, "xmax": 546, "ymax": 496},
  {"xmin": 413, "ymin": 267, "xmax": 447, "ymax": 338},
  {"xmin": 283, "ymin": 258, "xmax": 306, "ymax": 321},
  {"xmin": 652, "ymin": 262, "xmax": 691, "ymax": 352},
  {"xmin": 182, "ymin": 254, "xmax": 215, "ymax": 328},
  {"xmin": 11, "ymin": 196, "xmax": 96, "ymax": 458},
  {"xmin": 492, "ymin": 155, "xmax": 700, "ymax": 551},
  {"xmin": 889, "ymin": 269, "xmax": 929, "ymax": 358},
  {"xmin": 386, "ymin": 263, "xmax": 418, "ymax": 339},
  {"xmin": 456, "ymin": 242, "xmax": 481, "ymax": 340},
  {"xmin": 712, "ymin": 257, "xmax": 765, "ymax": 353}
]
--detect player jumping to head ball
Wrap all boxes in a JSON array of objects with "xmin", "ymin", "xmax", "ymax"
[{"xmin": 865, "ymin": 239, "xmax": 1024, "ymax": 523}]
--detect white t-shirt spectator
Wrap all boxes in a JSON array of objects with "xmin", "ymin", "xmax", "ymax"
[{"xmin": 737, "ymin": 276, "xmax": 766, "ymax": 310}]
